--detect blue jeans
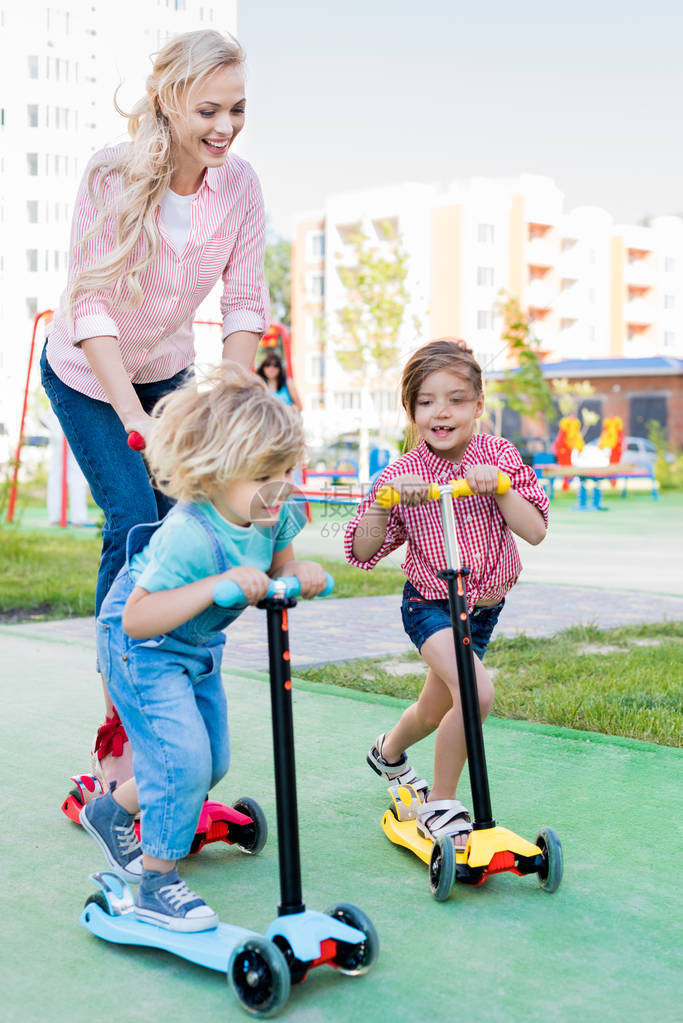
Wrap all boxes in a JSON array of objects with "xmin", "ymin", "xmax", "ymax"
[
  {"xmin": 40, "ymin": 345, "xmax": 191, "ymax": 615},
  {"xmin": 401, "ymin": 580, "xmax": 504, "ymax": 660},
  {"xmin": 98, "ymin": 569, "xmax": 230, "ymax": 860}
]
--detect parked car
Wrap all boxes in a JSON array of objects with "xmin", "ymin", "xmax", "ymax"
[{"xmin": 623, "ymin": 436, "xmax": 674, "ymax": 467}]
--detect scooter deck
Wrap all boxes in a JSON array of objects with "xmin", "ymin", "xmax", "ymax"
[
  {"xmin": 382, "ymin": 784, "xmax": 542, "ymax": 878},
  {"xmin": 81, "ymin": 902, "xmax": 260, "ymax": 973}
]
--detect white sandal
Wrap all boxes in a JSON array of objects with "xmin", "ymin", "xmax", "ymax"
[
  {"xmin": 416, "ymin": 798, "xmax": 472, "ymax": 847},
  {"xmin": 367, "ymin": 733, "xmax": 421, "ymax": 786}
]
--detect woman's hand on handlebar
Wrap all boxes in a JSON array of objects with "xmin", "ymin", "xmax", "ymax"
[
  {"xmin": 124, "ymin": 413, "xmax": 155, "ymax": 444},
  {"xmin": 220, "ymin": 566, "xmax": 271, "ymax": 605}
]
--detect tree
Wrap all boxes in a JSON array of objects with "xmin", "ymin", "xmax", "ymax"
[
  {"xmin": 264, "ymin": 225, "xmax": 291, "ymax": 327},
  {"xmin": 484, "ymin": 294, "xmax": 555, "ymax": 436},
  {"xmin": 334, "ymin": 224, "xmax": 415, "ymax": 480}
]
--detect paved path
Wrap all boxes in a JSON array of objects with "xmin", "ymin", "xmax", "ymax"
[{"xmin": 6, "ymin": 582, "xmax": 682, "ymax": 671}]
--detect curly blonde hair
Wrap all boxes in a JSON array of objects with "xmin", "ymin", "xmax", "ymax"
[
  {"xmin": 67, "ymin": 29, "xmax": 244, "ymax": 317},
  {"xmin": 146, "ymin": 362, "xmax": 305, "ymax": 503}
]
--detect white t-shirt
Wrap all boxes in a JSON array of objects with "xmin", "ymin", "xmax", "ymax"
[{"xmin": 159, "ymin": 188, "xmax": 198, "ymax": 254}]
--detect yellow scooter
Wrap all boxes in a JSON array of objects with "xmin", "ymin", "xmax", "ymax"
[{"xmin": 375, "ymin": 474, "xmax": 563, "ymax": 901}]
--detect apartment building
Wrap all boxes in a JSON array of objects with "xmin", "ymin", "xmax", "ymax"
[
  {"xmin": 0, "ymin": 0, "xmax": 234, "ymax": 441},
  {"xmin": 291, "ymin": 174, "xmax": 683, "ymax": 446}
]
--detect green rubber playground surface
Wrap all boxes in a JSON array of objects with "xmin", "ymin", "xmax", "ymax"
[{"xmin": 2, "ymin": 625, "xmax": 682, "ymax": 1022}]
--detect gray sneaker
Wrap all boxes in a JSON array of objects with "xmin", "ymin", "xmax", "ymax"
[
  {"xmin": 79, "ymin": 785, "xmax": 143, "ymax": 884},
  {"xmin": 134, "ymin": 868, "xmax": 219, "ymax": 932}
]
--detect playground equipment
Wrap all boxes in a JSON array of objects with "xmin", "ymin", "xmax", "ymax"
[
  {"xmin": 80, "ymin": 573, "xmax": 378, "ymax": 1017},
  {"xmin": 374, "ymin": 473, "xmax": 564, "ymax": 901}
]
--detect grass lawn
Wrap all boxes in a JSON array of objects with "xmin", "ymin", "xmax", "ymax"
[{"xmin": 295, "ymin": 621, "xmax": 683, "ymax": 747}]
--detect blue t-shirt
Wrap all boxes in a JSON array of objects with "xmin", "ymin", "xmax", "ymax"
[
  {"xmin": 129, "ymin": 500, "xmax": 306, "ymax": 593},
  {"xmin": 274, "ymin": 384, "xmax": 293, "ymax": 406}
]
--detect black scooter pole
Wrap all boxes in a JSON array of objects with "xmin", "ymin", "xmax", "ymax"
[
  {"xmin": 437, "ymin": 490, "xmax": 495, "ymax": 830},
  {"xmin": 264, "ymin": 594, "xmax": 306, "ymax": 916}
]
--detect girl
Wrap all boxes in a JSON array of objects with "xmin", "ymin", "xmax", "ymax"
[
  {"xmin": 344, "ymin": 338, "xmax": 549, "ymax": 849},
  {"xmin": 80, "ymin": 363, "xmax": 326, "ymax": 931},
  {"xmin": 40, "ymin": 29, "xmax": 271, "ymax": 787},
  {"xmin": 256, "ymin": 352, "xmax": 303, "ymax": 411}
]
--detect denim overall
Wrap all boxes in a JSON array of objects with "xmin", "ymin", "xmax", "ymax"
[{"xmin": 97, "ymin": 504, "xmax": 242, "ymax": 861}]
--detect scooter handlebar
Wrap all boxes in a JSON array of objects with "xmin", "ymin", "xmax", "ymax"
[
  {"xmin": 127, "ymin": 431, "xmax": 146, "ymax": 452},
  {"xmin": 376, "ymin": 471, "xmax": 511, "ymax": 508},
  {"xmin": 213, "ymin": 572, "xmax": 335, "ymax": 608}
]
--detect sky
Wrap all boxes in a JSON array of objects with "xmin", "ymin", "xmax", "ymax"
[{"xmin": 234, "ymin": 0, "xmax": 683, "ymax": 238}]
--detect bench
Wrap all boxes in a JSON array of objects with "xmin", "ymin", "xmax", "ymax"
[{"xmin": 533, "ymin": 462, "xmax": 658, "ymax": 510}]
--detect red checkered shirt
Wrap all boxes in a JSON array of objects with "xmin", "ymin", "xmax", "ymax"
[{"xmin": 344, "ymin": 436, "xmax": 549, "ymax": 611}]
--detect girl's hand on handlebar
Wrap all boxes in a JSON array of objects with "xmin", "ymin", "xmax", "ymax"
[
  {"xmin": 379, "ymin": 474, "xmax": 431, "ymax": 507},
  {"xmin": 220, "ymin": 566, "xmax": 271, "ymax": 605},
  {"xmin": 465, "ymin": 464, "xmax": 504, "ymax": 495}
]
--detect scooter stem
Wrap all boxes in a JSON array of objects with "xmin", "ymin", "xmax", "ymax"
[
  {"xmin": 438, "ymin": 487, "xmax": 495, "ymax": 829},
  {"xmin": 264, "ymin": 596, "xmax": 306, "ymax": 916}
]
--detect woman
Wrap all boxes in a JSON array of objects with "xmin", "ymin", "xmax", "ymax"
[
  {"xmin": 256, "ymin": 352, "xmax": 303, "ymax": 411},
  {"xmin": 41, "ymin": 29, "xmax": 270, "ymax": 787}
]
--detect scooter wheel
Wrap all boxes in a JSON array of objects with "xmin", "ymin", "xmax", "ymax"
[
  {"xmin": 429, "ymin": 837, "xmax": 456, "ymax": 901},
  {"xmin": 228, "ymin": 937, "xmax": 290, "ymax": 1017},
  {"xmin": 83, "ymin": 892, "xmax": 112, "ymax": 916},
  {"xmin": 536, "ymin": 825, "xmax": 563, "ymax": 893},
  {"xmin": 324, "ymin": 902, "xmax": 379, "ymax": 976},
  {"xmin": 232, "ymin": 796, "xmax": 268, "ymax": 855}
]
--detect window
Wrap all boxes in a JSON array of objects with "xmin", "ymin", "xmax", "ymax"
[
  {"xmin": 309, "ymin": 354, "xmax": 324, "ymax": 379},
  {"xmin": 26, "ymin": 297, "xmax": 38, "ymax": 318},
  {"xmin": 309, "ymin": 231, "xmax": 325, "ymax": 261},
  {"xmin": 663, "ymin": 332, "xmax": 675, "ymax": 347},
  {"xmin": 27, "ymin": 55, "xmax": 39, "ymax": 78},
  {"xmin": 561, "ymin": 277, "xmax": 577, "ymax": 291},
  {"xmin": 310, "ymin": 273, "xmax": 325, "ymax": 300},
  {"xmin": 476, "ymin": 267, "xmax": 494, "ymax": 287},
  {"xmin": 560, "ymin": 318, "xmax": 577, "ymax": 330},
  {"xmin": 336, "ymin": 391, "xmax": 361, "ymax": 410},
  {"xmin": 27, "ymin": 153, "xmax": 38, "ymax": 176},
  {"xmin": 27, "ymin": 201, "xmax": 38, "ymax": 223},
  {"xmin": 476, "ymin": 310, "xmax": 494, "ymax": 330},
  {"xmin": 27, "ymin": 104, "xmax": 39, "ymax": 127},
  {"xmin": 26, "ymin": 249, "xmax": 38, "ymax": 272},
  {"xmin": 477, "ymin": 224, "xmax": 495, "ymax": 244},
  {"xmin": 664, "ymin": 257, "xmax": 676, "ymax": 273},
  {"xmin": 664, "ymin": 294, "xmax": 675, "ymax": 310},
  {"xmin": 561, "ymin": 238, "xmax": 577, "ymax": 252}
]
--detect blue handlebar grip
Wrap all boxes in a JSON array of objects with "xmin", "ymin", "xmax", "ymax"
[{"xmin": 214, "ymin": 572, "xmax": 335, "ymax": 607}]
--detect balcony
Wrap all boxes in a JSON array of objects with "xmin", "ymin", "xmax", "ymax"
[{"xmin": 526, "ymin": 237, "xmax": 556, "ymax": 268}]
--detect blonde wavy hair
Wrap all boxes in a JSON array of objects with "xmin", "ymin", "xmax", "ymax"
[
  {"xmin": 146, "ymin": 362, "xmax": 305, "ymax": 503},
  {"xmin": 67, "ymin": 29, "xmax": 244, "ymax": 317}
]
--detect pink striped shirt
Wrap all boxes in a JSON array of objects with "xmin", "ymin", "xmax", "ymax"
[
  {"xmin": 47, "ymin": 143, "xmax": 270, "ymax": 400},
  {"xmin": 344, "ymin": 436, "xmax": 549, "ymax": 611}
]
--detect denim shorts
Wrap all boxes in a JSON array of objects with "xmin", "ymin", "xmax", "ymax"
[{"xmin": 401, "ymin": 580, "xmax": 504, "ymax": 660}]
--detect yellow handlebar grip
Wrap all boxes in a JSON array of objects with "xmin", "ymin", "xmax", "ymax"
[
  {"xmin": 448, "ymin": 471, "xmax": 511, "ymax": 497},
  {"xmin": 376, "ymin": 472, "xmax": 511, "ymax": 508},
  {"xmin": 375, "ymin": 485, "xmax": 399, "ymax": 509}
]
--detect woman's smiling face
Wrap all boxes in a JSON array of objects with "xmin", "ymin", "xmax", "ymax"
[{"xmin": 169, "ymin": 63, "xmax": 246, "ymax": 192}]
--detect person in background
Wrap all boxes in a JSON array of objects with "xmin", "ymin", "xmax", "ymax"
[{"xmin": 256, "ymin": 352, "xmax": 303, "ymax": 411}]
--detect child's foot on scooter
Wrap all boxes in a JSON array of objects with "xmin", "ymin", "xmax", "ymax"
[
  {"xmin": 367, "ymin": 733, "xmax": 423, "ymax": 788},
  {"xmin": 90, "ymin": 707, "xmax": 134, "ymax": 792},
  {"xmin": 135, "ymin": 868, "xmax": 219, "ymax": 932},
  {"xmin": 79, "ymin": 782, "xmax": 144, "ymax": 882},
  {"xmin": 416, "ymin": 798, "xmax": 472, "ymax": 850}
]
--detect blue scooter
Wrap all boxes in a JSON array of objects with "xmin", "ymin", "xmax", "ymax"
[{"xmin": 80, "ymin": 574, "xmax": 378, "ymax": 1017}]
